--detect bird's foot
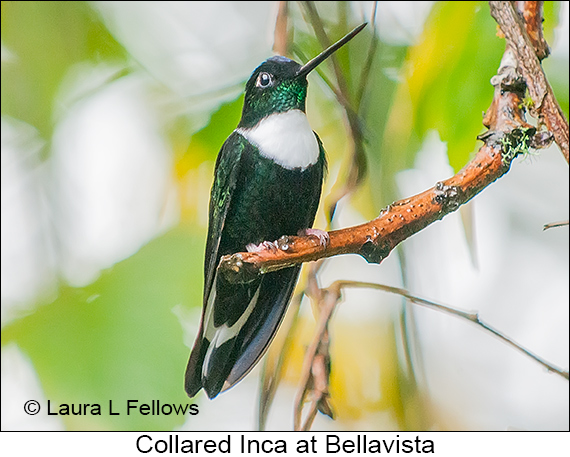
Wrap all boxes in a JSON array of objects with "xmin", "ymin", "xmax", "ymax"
[
  {"xmin": 246, "ymin": 240, "xmax": 279, "ymax": 253},
  {"xmin": 298, "ymin": 228, "xmax": 330, "ymax": 248}
]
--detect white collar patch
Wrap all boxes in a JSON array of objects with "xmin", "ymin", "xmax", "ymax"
[{"xmin": 236, "ymin": 110, "xmax": 319, "ymax": 170}]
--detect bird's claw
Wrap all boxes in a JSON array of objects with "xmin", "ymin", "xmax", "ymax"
[
  {"xmin": 246, "ymin": 240, "xmax": 279, "ymax": 253},
  {"xmin": 299, "ymin": 228, "xmax": 330, "ymax": 248}
]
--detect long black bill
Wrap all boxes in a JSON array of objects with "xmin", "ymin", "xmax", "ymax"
[{"xmin": 296, "ymin": 22, "xmax": 367, "ymax": 78}]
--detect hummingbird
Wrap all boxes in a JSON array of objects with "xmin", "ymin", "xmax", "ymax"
[{"xmin": 185, "ymin": 23, "xmax": 367, "ymax": 399}]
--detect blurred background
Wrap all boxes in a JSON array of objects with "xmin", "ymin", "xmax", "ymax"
[{"xmin": 1, "ymin": 1, "xmax": 568, "ymax": 431}]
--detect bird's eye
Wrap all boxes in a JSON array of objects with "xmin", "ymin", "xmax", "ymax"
[{"xmin": 256, "ymin": 72, "xmax": 273, "ymax": 88}]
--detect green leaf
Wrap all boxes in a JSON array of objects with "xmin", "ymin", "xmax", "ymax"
[{"xmin": 407, "ymin": 1, "xmax": 505, "ymax": 171}]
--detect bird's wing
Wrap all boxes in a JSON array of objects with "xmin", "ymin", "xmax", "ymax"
[
  {"xmin": 202, "ymin": 131, "xmax": 246, "ymax": 303},
  {"xmin": 185, "ymin": 131, "xmax": 247, "ymax": 397}
]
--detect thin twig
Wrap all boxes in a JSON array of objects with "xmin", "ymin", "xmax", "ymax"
[
  {"xmin": 258, "ymin": 260, "xmax": 328, "ymax": 430},
  {"xmin": 303, "ymin": 2, "xmax": 353, "ymax": 106},
  {"xmin": 295, "ymin": 278, "xmax": 569, "ymax": 431},
  {"xmin": 257, "ymin": 290, "xmax": 303, "ymax": 430},
  {"xmin": 273, "ymin": 1, "xmax": 290, "ymax": 56},
  {"xmin": 293, "ymin": 285, "xmax": 339, "ymax": 430},
  {"xmin": 543, "ymin": 220, "xmax": 569, "ymax": 230},
  {"xmin": 355, "ymin": 1, "xmax": 379, "ymax": 109},
  {"xmin": 333, "ymin": 280, "xmax": 569, "ymax": 381},
  {"xmin": 301, "ymin": 2, "xmax": 368, "ymax": 221}
]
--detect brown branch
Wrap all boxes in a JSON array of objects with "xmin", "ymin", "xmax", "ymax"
[
  {"xmin": 218, "ymin": 149, "xmax": 511, "ymax": 282},
  {"xmin": 253, "ymin": 3, "xmax": 568, "ymax": 431},
  {"xmin": 489, "ymin": 1, "xmax": 569, "ymax": 163},
  {"xmin": 516, "ymin": 1, "xmax": 550, "ymax": 60},
  {"xmin": 219, "ymin": 51, "xmax": 536, "ymax": 283},
  {"xmin": 219, "ymin": 2, "xmax": 563, "ymax": 282}
]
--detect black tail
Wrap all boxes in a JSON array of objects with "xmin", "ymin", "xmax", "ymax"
[
  {"xmin": 184, "ymin": 327, "xmax": 208, "ymax": 398},
  {"xmin": 184, "ymin": 266, "xmax": 300, "ymax": 399}
]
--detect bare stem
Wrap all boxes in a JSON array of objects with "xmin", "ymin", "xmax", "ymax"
[
  {"xmin": 333, "ymin": 280, "xmax": 569, "ymax": 381},
  {"xmin": 301, "ymin": 1, "xmax": 369, "ymax": 220},
  {"xmin": 294, "ymin": 278, "xmax": 568, "ymax": 432},
  {"xmin": 293, "ymin": 284, "xmax": 340, "ymax": 431},
  {"xmin": 543, "ymin": 220, "xmax": 569, "ymax": 230}
]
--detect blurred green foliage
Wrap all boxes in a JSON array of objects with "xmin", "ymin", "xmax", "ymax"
[
  {"xmin": 1, "ymin": 1, "xmax": 127, "ymax": 144},
  {"xmin": 3, "ymin": 224, "xmax": 205, "ymax": 430},
  {"xmin": 404, "ymin": 1, "xmax": 505, "ymax": 171}
]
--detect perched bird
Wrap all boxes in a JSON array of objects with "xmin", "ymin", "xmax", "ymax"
[{"xmin": 185, "ymin": 23, "xmax": 367, "ymax": 399}]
